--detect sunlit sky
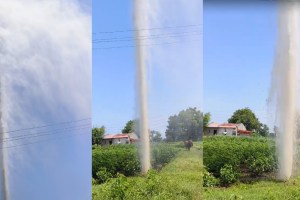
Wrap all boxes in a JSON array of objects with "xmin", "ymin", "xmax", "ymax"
[
  {"xmin": 93, "ymin": 0, "xmax": 202, "ymax": 135},
  {"xmin": 93, "ymin": 1, "xmax": 279, "ymax": 134},
  {"xmin": 204, "ymin": 1, "xmax": 277, "ymax": 127}
]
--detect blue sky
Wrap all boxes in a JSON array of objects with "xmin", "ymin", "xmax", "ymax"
[
  {"xmin": 204, "ymin": 1, "xmax": 277, "ymax": 126},
  {"xmin": 93, "ymin": 1, "xmax": 202, "ymax": 135},
  {"xmin": 93, "ymin": 1, "xmax": 277, "ymax": 134},
  {"xmin": 92, "ymin": 1, "xmax": 135, "ymax": 133}
]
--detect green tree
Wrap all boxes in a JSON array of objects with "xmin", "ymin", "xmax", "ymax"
[
  {"xmin": 122, "ymin": 120, "xmax": 135, "ymax": 133},
  {"xmin": 258, "ymin": 123, "xmax": 269, "ymax": 137},
  {"xmin": 92, "ymin": 126, "xmax": 105, "ymax": 145},
  {"xmin": 150, "ymin": 130, "xmax": 162, "ymax": 142},
  {"xmin": 228, "ymin": 108, "xmax": 260, "ymax": 131},
  {"xmin": 165, "ymin": 107, "xmax": 202, "ymax": 142},
  {"xmin": 203, "ymin": 112, "xmax": 211, "ymax": 133}
]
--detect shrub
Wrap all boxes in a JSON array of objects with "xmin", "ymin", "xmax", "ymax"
[
  {"xmin": 220, "ymin": 164, "xmax": 239, "ymax": 186},
  {"xmin": 96, "ymin": 167, "xmax": 113, "ymax": 184},
  {"xmin": 92, "ymin": 143, "xmax": 181, "ymax": 182},
  {"xmin": 247, "ymin": 155, "xmax": 276, "ymax": 176},
  {"xmin": 92, "ymin": 145, "xmax": 140, "ymax": 179},
  {"xmin": 203, "ymin": 136, "xmax": 277, "ymax": 185},
  {"xmin": 203, "ymin": 167, "xmax": 219, "ymax": 187},
  {"xmin": 107, "ymin": 173, "xmax": 129, "ymax": 200},
  {"xmin": 92, "ymin": 178, "xmax": 97, "ymax": 185},
  {"xmin": 151, "ymin": 144, "xmax": 180, "ymax": 167}
]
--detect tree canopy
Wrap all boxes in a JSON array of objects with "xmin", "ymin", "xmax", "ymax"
[
  {"xmin": 228, "ymin": 108, "xmax": 260, "ymax": 131},
  {"xmin": 122, "ymin": 120, "xmax": 135, "ymax": 133},
  {"xmin": 150, "ymin": 130, "xmax": 163, "ymax": 142},
  {"xmin": 92, "ymin": 126, "xmax": 105, "ymax": 145},
  {"xmin": 258, "ymin": 123, "xmax": 269, "ymax": 137},
  {"xmin": 203, "ymin": 112, "xmax": 211, "ymax": 133},
  {"xmin": 165, "ymin": 107, "xmax": 202, "ymax": 142}
]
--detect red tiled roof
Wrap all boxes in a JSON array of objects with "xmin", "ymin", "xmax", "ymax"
[
  {"xmin": 103, "ymin": 134, "xmax": 130, "ymax": 139},
  {"xmin": 208, "ymin": 123, "xmax": 239, "ymax": 128},
  {"xmin": 238, "ymin": 130, "xmax": 252, "ymax": 134},
  {"xmin": 218, "ymin": 123, "xmax": 238, "ymax": 128}
]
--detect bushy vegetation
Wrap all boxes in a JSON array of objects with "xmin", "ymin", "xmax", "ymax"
[
  {"xmin": 203, "ymin": 136, "xmax": 277, "ymax": 186},
  {"xmin": 203, "ymin": 167, "xmax": 219, "ymax": 187},
  {"xmin": 93, "ymin": 147, "xmax": 202, "ymax": 200},
  {"xmin": 92, "ymin": 143, "xmax": 181, "ymax": 183},
  {"xmin": 151, "ymin": 143, "xmax": 181, "ymax": 168},
  {"xmin": 92, "ymin": 145, "xmax": 140, "ymax": 180}
]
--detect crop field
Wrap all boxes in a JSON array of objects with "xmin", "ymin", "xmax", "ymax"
[
  {"xmin": 92, "ymin": 142, "xmax": 202, "ymax": 200},
  {"xmin": 203, "ymin": 136, "xmax": 300, "ymax": 200}
]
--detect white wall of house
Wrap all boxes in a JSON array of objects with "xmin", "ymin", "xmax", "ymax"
[
  {"xmin": 101, "ymin": 137, "xmax": 130, "ymax": 146},
  {"xmin": 207, "ymin": 127, "xmax": 237, "ymax": 136}
]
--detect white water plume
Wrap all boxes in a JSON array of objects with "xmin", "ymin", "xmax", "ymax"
[
  {"xmin": 134, "ymin": 0, "xmax": 151, "ymax": 174},
  {"xmin": 269, "ymin": 0, "xmax": 300, "ymax": 181},
  {"xmin": 0, "ymin": 0, "xmax": 91, "ymax": 199},
  {"xmin": 140, "ymin": 0, "xmax": 202, "ymax": 135},
  {"xmin": 133, "ymin": 0, "xmax": 201, "ymax": 173}
]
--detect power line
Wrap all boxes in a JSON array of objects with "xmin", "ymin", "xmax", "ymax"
[
  {"xmin": 92, "ymin": 31, "xmax": 202, "ymax": 43},
  {"xmin": 0, "ymin": 124, "xmax": 90, "ymax": 143},
  {"xmin": 93, "ymin": 38, "xmax": 201, "ymax": 50},
  {"xmin": 0, "ymin": 131, "xmax": 90, "ymax": 150},
  {"xmin": 92, "ymin": 24, "xmax": 202, "ymax": 34},
  {"xmin": 0, "ymin": 118, "xmax": 91, "ymax": 135}
]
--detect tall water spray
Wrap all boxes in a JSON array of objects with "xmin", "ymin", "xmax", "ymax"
[
  {"xmin": 269, "ymin": 1, "xmax": 299, "ymax": 181},
  {"xmin": 134, "ymin": 0, "xmax": 151, "ymax": 173},
  {"xmin": 0, "ymin": 1, "xmax": 91, "ymax": 199}
]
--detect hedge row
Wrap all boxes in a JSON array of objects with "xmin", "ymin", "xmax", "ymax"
[
  {"xmin": 203, "ymin": 136, "xmax": 277, "ymax": 186},
  {"xmin": 92, "ymin": 143, "xmax": 181, "ymax": 183}
]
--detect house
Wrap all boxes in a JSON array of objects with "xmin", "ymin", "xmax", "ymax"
[
  {"xmin": 101, "ymin": 132, "xmax": 139, "ymax": 146},
  {"xmin": 206, "ymin": 122, "xmax": 252, "ymax": 136}
]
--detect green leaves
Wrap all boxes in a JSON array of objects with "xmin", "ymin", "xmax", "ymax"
[
  {"xmin": 228, "ymin": 108, "xmax": 260, "ymax": 131},
  {"xmin": 203, "ymin": 136, "xmax": 277, "ymax": 186},
  {"xmin": 220, "ymin": 164, "xmax": 240, "ymax": 186},
  {"xmin": 92, "ymin": 126, "xmax": 105, "ymax": 145},
  {"xmin": 166, "ymin": 107, "xmax": 203, "ymax": 141},
  {"xmin": 122, "ymin": 120, "xmax": 135, "ymax": 133},
  {"xmin": 92, "ymin": 144, "xmax": 181, "ymax": 182}
]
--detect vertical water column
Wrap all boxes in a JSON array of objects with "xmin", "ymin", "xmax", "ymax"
[
  {"xmin": 275, "ymin": 1, "xmax": 299, "ymax": 181},
  {"xmin": 134, "ymin": 0, "xmax": 151, "ymax": 174}
]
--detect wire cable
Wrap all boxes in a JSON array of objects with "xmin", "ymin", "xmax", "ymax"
[
  {"xmin": 92, "ymin": 31, "xmax": 202, "ymax": 43},
  {"xmin": 93, "ymin": 38, "xmax": 201, "ymax": 50},
  {"xmin": 92, "ymin": 24, "xmax": 202, "ymax": 34},
  {"xmin": 0, "ymin": 118, "xmax": 91, "ymax": 135}
]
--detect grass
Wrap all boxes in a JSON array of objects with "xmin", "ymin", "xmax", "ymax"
[
  {"xmin": 158, "ymin": 146, "xmax": 202, "ymax": 199},
  {"xmin": 204, "ymin": 177, "xmax": 300, "ymax": 200},
  {"xmin": 92, "ymin": 144, "xmax": 202, "ymax": 200}
]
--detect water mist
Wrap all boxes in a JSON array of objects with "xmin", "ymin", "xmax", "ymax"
[
  {"xmin": 269, "ymin": 1, "xmax": 299, "ymax": 181},
  {"xmin": 134, "ymin": 0, "xmax": 151, "ymax": 174},
  {"xmin": 0, "ymin": 1, "xmax": 91, "ymax": 199}
]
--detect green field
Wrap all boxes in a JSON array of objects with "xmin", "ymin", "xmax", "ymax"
[
  {"xmin": 92, "ymin": 143, "xmax": 202, "ymax": 200},
  {"xmin": 204, "ymin": 136, "xmax": 300, "ymax": 200},
  {"xmin": 205, "ymin": 177, "xmax": 300, "ymax": 200}
]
